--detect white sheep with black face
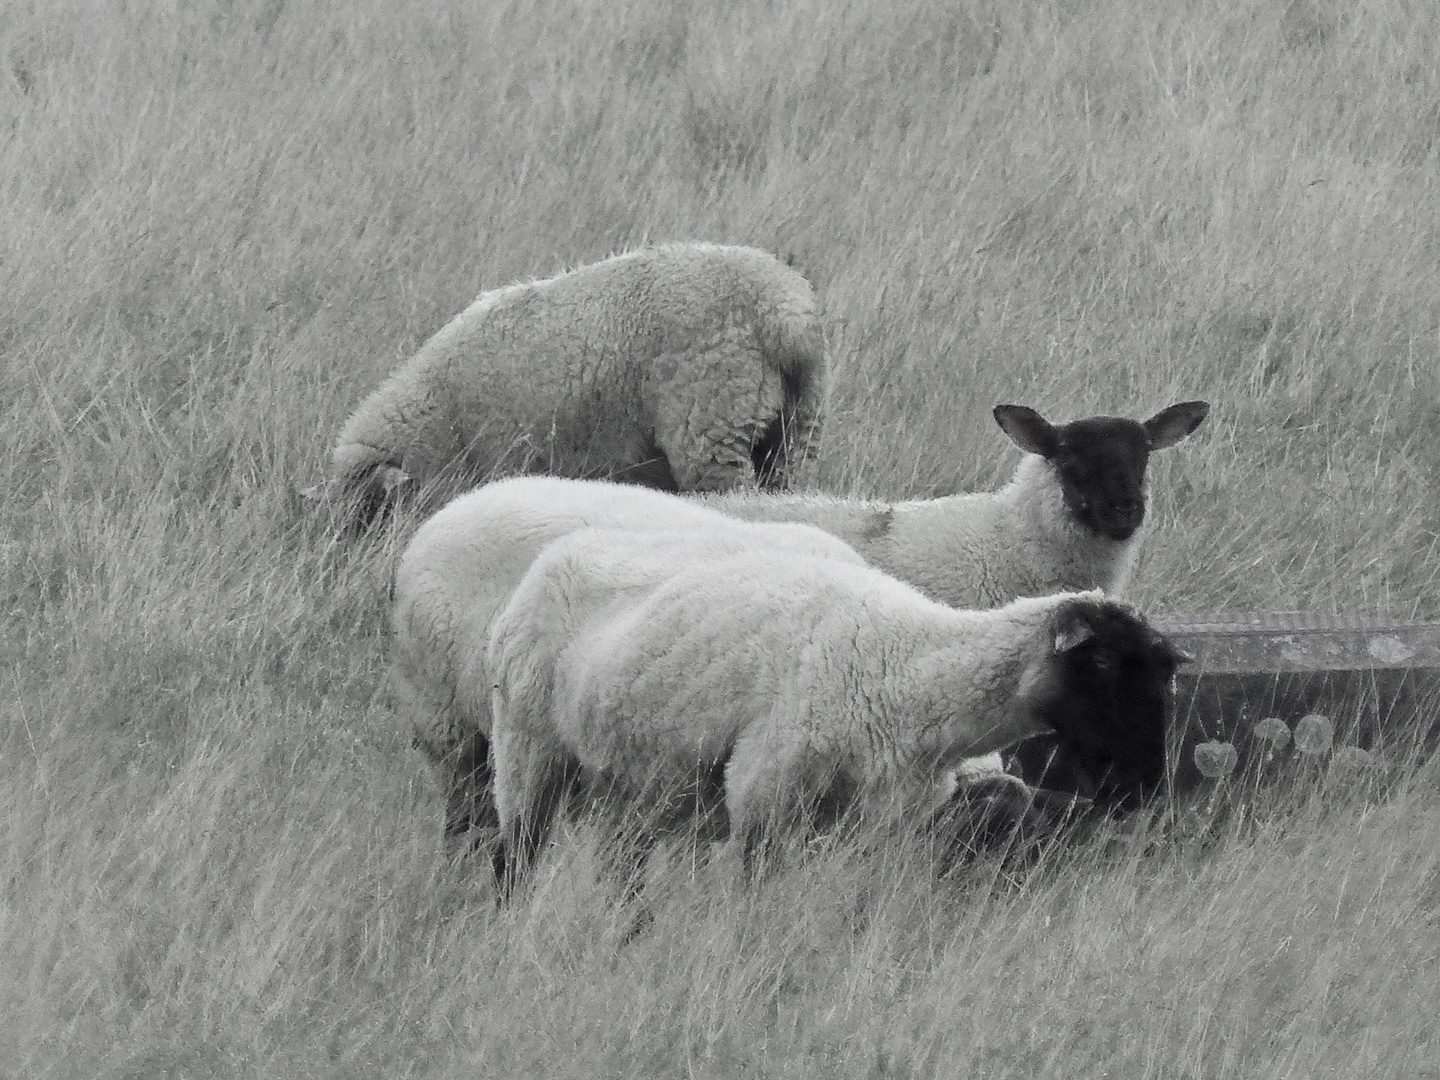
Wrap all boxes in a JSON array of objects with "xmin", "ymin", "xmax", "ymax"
[
  {"xmin": 487, "ymin": 527, "xmax": 1188, "ymax": 895},
  {"xmin": 704, "ymin": 401, "xmax": 1210, "ymax": 608},
  {"xmin": 304, "ymin": 242, "xmax": 827, "ymax": 525}
]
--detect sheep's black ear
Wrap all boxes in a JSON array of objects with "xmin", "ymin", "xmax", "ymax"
[
  {"xmin": 994, "ymin": 405, "xmax": 1061, "ymax": 457},
  {"xmin": 1143, "ymin": 401, "xmax": 1210, "ymax": 450},
  {"xmin": 1053, "ymin": 606, "xmax": 1095, "ymax": 653},
  {"xmin": 1142, "ymin": 626, "xmax": 1193, "ymax": 668}
]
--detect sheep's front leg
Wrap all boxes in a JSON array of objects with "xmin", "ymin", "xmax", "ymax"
[{"xmin": 724, "ymin": 732, "xmax": 839, "ymax": 883}]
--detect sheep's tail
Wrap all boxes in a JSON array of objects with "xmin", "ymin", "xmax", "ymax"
[{"xmin": 754, "ymin": 262, "xmax": 828, "ymax": 474}]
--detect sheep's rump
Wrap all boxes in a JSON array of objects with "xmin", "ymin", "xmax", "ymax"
[{"xmin": 330, "ymin": 242, "xmax": 827, "ymax": 517}]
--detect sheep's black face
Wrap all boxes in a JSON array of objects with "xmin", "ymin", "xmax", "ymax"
[
  {"xmin": 993, "ymin": 402, "xmax": 1211, "ymax": 544},
  {"xmin": 1023, "ymin": 599, "xmax": 1189, "ymax": 811},
  {"xmin": 1048, "ymin": 418, "xmax": 1153, "ymax": 542}
]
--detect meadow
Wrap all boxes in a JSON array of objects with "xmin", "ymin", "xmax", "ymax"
[{"xmin": 3, "ymin": 0, "xmax": 1439, "ymax": 1075}]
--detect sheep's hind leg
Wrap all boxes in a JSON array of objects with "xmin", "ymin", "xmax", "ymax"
[
  {"xmin": 491, "ymin": 738, "xmax": 578, "ymax": 901},
  {"xmin": 592, "ymin": 802, "xmax": 661, "ymax": 943},
  {"xmin": 647, "ymin": 346, "xmax": 784, "ymax": 492},
  {"xmin": 440, "ymin": 732, "xmax": 498, "ymax": 859}
]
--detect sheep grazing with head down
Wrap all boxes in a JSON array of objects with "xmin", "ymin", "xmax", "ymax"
[
  {"xmin": 488, "ymin": 526, "xmax": 1189, "ymax": 895},
  {"xmin": 390, "ymin": 476, "xmax": 865, "ymax": 853},
  {"xmin": 706, "ymin": 400, "xmax": 1210, "ymax": 608},
  {"xmin": 304, "ymin": 242, "xmax": 828, "ymax": 525}
]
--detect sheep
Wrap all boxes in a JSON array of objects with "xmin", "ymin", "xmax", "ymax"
[
  {"xmin": 390, "ymin": 475, "xmax": 866, "ymax": 853},
  {"xmin": 304, "ymin": 242, "xmax": 827, "ymax": 525},
  {"xmin": 487, "ymin": 526, "xmax": 1189, "ymax": 893},
  {"xmin": 702, "ymin": 400, "xmax": 1210, "ymax": 608}
]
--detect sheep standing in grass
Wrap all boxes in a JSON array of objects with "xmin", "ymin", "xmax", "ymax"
[
  {"xmin": 390, "ymin": 476, "xmax": 864, "ymax": 852},
  {"xmin": 488, "ymin": 527, "xmax": 1188, "ymax": 893},
  {"xmin": 306, "ymin": 243, "xmax": 827, "ymax": 524},
  {"xmin": 705, "ymin": 400, "xmax": 1210, "ymax": 608}
]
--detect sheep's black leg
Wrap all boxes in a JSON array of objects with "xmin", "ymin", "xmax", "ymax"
[
  {"xmin": 738, "ymin": 821, "xmax": 777, "ymax": 884},
  {"xmin": 442, "ymin": 733, "xmax": 497, "ymax": 856},
  {"xmin": 493, "ymin": 813, "xmax": 550, "ymax": 902},
  {"xmin": 609, "ymin": 827, "xmax": 659, "ymax": 944},
  {"xmin": 750, "ymin": 416, "xmax": 788, "ymax": 490}
]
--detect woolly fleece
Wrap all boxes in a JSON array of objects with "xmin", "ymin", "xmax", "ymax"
[
  {"xmin": 701, "ymin": 399, "xmax": 1210, "ymax": 607},
  {"xmin": 704, "ymin": 454, "xmax": 1127, "ymax": 608}
]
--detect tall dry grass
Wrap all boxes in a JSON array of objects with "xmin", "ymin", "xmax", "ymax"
[{"xmin": 3, "ymin": 0, "xmax": 1439, "ymax": 1075}]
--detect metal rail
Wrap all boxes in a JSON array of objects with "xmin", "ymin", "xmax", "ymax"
[{"xmin": 1154, "ymin": 613, "xmax": 1440, "ymax": 675}]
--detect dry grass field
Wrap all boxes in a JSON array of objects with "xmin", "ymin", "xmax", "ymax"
[{"xmin": 3, "ymin": 0, "xmax": 1439, "ymax": 1075}]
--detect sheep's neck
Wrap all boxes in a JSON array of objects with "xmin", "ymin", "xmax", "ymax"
[
  {"xmin": 893, "ymin": 622, "xmax": 1051, "ymax": 770},
  {"xmin": 871, "ymin": 455, "xmax": 1139, "ymax": 608}
]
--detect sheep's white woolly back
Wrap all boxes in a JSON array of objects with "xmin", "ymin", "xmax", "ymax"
[
  {"xmin": 704, "ymin": 453, "xmax": 1139, "ymax": 608},
  {"xmin": 490, "ymin": 530, "xmax": 1097, "ymax": 836}
]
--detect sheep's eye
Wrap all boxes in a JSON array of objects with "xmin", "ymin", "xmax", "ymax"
[{"xmin": 1090, "ymin": 653, "xmax": 1117, "ymax": 677}]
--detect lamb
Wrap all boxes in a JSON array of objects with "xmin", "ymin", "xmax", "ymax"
[
  {"xmin": 703, "ymin": 400, "xmax": 1210, "ymax": 608},
  {"xmin": 487, "ymin": 527, "xmax": 1189, "ymax": 893},
  {"xmin": 390, "ymin": 476, "xmax": 866, "ymax": 852},
  {"xmin": 305, "ymin": 242, "xmax": 827, "ymax": 525}
]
